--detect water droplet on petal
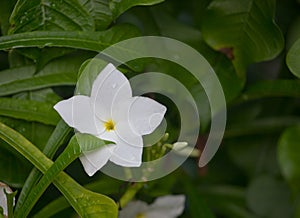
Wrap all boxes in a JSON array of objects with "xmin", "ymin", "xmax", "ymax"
[
  {"xmin": 112, "ymin": 83, "xmax": 117, "ymax": 89},
  {"xmin": 173, "ymin": 54, "xmax": 180, "ymax": 60}
]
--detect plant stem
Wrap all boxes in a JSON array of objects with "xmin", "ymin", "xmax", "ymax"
[{"xmin": 119, "ymin": 182, "xmax": 144, "ymax": 209}]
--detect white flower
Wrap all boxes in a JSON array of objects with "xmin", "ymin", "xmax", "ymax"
[
  {"xmin": 119, "ymin": 195, "xmax": 185, "ymax": 218},
  {"xmin": 54, "ymin": 63, "xmax": 166, "ymax": 176},
  {"xmin": 0, "ymin": 182, "xmax": 14, "ymax": 217}
]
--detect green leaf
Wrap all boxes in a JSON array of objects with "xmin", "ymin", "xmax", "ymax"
[
  {"xmin": 34, "ymin": 178, "xmax": 122, "ymax": 217},
  {"xmin": 78, "ymin": 0, "xmax": 112, "ymax": 30},
  {"xmin": 110, "ymin": 0, "xmax": 164, "ymax": 20},
  {"xmin": 0, "ymin": 146, "xmax": 31, "ymax": 187},
  {"xmin": 0, "ymin": 51, "xmax": 94, "ymax": 96},
  {"xmin": 14, "ymin": 88, "xmax": 61, "ymax": 105},
  {"xmin": 78, "ymin": 0, "xmax": 164, "ymax": 30},
  {"xmin": 15, "ymin": 120, "xmax": 72, "ymax": 212},
  {"xmin": 16, "ymin": 47, "xmax": 75, "ymax": 71},
  {"xmin": 226, "ymin": 136, "xmax": 280, "ymax": 177},
  {"xmin": 287, "ymin": 38, "xmax": 300, "ymax": 79},
  {"xmin": 148, "ymin": 8, "xmax": 244, "ymax": 101},
  {"xmin": 77, "ymin": 58, "xmax": 109, "ymax": 95},
  {"xmin": 0, "ymin": 73, "xmax": 76, "ymax": 96},
  {"xmin": 278, "ymin": 126, "xmax": 300, "ymax": 194},
  {"xmin": 0, "ymin": 24, "xmax": 140, "ymax": 51},
  {"xmin": 286, "ymin": 17, "xmax": 300, "ymax": 49},
  {"xmin": 16, "ymin": 133, "xmax": 109, "ymax": 217},
  {"xmin": 246, "ymin": 176, "xmax": 292, "ymax": 218},
  {"xmin": 225, "ymin": 116, "xmax": 300, "ymax": 138},
  {"xmin": 184, "ymin": 182, "xmax": 216, "ymax": 218},
  {"xmin": 0, "ymin": 89, "xmax": 59, "ymax": 186},
  {"xmin": 201, "ymin": 0, "xmax": 284, "ymax": 75},
  {"xmin": 237, "ymin": 80, "xmax": 300, "ymax": 102},
  {"xmin": 0, "ymin": 98, "xmax": 59, "ymax": 125},
  {"xmin": 0, "ymin": 121, "xmax": 118, "ymax": 217},
  {"xmin": 198, "ymin": 185, "xmax": 256, "ymax": 218},
  {"xmin": 0, "ymin": 0, "xmax": 17, "ymax": 35},
  {"xmin": 0, "ymin": 65, "xmax": 35, "ymax": 85},
  {"xmin": 9, "ymin": 0, "xmax": 95, "ymax": 33}
]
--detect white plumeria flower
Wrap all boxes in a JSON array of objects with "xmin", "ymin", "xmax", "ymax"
[
  {"xmin": 119, "ymin": 195, "xmax": 185, "ymax": 218},
  {"xmin": 54, "ymin": 63, "xmax": 166, "ymax": 176},
  {"xmin": 0, "ymin": 182, "xmax": 14, "ymax": 217}
]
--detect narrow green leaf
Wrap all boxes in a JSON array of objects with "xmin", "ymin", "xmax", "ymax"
[
  {"xmin": 287, "ymin": 38, "xmax": 300, "ymax": 79},
  {"xmin": 225, "ymin": 116, "xmax": 300, "ymax": 138},
  {"xmin": 201, "ymin": 0, "xmax": 284, "ymax": 75},
  {"xmin": 238, "ymin": 80, "xmax": 300, "ymax": 102},
  {"xmin": 278, "ymin": 126, "xmax": 300, "ymax": 194},
  {"xmin": 34, "ymin": 178, "xmax": 122, "ymax": 217},
  {"xmin": 15, "ymin": 120, "xmax": 72, "ymax": 212},
  {"xmin": 14, "ymin": 88, "xmax": 61, "ymax": 105},
  {"xmin": 0, "ymin": 98, "xmax": 59, "ymax": 125},
  {"xmin": 9, "ymin": 0, "xmax": 95, "ymax": 33},
  {"xmin": 16, "ymin": 133, "xmax": 109, "ymax": 217},
  {"xmin": 0, "ymin": 73, "xmax": 76, "ymax": 96},
  {"xmin": 0, "ymin": 66, "xmax": 35, "ymax": 85},
  {"xmin": 0, "ymin": 24, "xmax": 140, "ymax": 51},
  {"xmin": 0, "ymin": 121, "xmax": 118, "ymax": 217}
]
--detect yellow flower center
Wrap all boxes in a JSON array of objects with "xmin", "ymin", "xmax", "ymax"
[
  {"xmin": 135, "ymin": 213, "xmax": 146, "ymax": 218},
  {"xmin": 104, "ymin": 119, "xmax": 115, "ymax": 131}
]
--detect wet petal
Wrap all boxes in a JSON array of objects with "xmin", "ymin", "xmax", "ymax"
[
  {"xmin": 115, "ymin": 119, "xmax": 143, "ymax": 146},
  {"xmin": 79, "ymin": 144, "xmax": 116, "ymax": 176},
  {"xmin": 109, "ymin": 135, "xmax": 143, "ymax": 167},
  {"xmin": 146, "ymin": 195, "xmax": 185, "ymax": 218},
  {"xmin": 54, "ymin": 95, "xmax": 104, "ymax": 135},
  {"xmin": 98, "ymin": 129, "xmax": 118, "ymax": 144},
  {"xmin": 90, "ymin": 64, "xmax": 132, "ymax": 121},
  {"xmin": 111, "ymin": 98, "xmax": 142, "ymax": 146},
  {"xmin": 129, "ymin": 97, "xmax": 167, "ymax": 135}
]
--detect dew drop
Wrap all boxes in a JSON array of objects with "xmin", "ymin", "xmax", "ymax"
[
  {"xmin": 173, "ymin": 54, "xmax": 180, "ymax": 60},
  {"xmin": 44, "ymin": 42, "xmax": 53, "ymax": 47},
  {"xmin": 112, "ymin": 83, "xmax": 117, "ymax": 89}
]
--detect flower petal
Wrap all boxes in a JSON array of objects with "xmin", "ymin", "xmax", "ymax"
[
  {"xmin": 146, "ymin": 195, "xmax": 185, "ymax": 218},
  {"xmin": 79, "ymin": 144, "xmax": 116, "ymax": 176},
  {"xmin": 0, "ymin": 182, "xmax": 14, "ymax": 216},
  {"xmin": 129, "ymin": 97, "xmax": 167, "ymax": 135},
  {"xmin": 119, "ymin": 201, "xmax": 148, "ymax": 218},
  {"xmin": 115, "ymin": 119, "xmax": 143, "ymax": 146},
  {"xmin": 54, "ymin": 95, "xmax": 104, "ymax": 135},
  {"xmin": 90, "ymin": 63, "xmax": 132, "ymax": 121},
  {"xmin": 111, "ymin": 98, "xmax": 143, "ymax": 146},
  {"xmin": 109, "ymin": 135, "xmax": 143, "ymax": 167}
]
